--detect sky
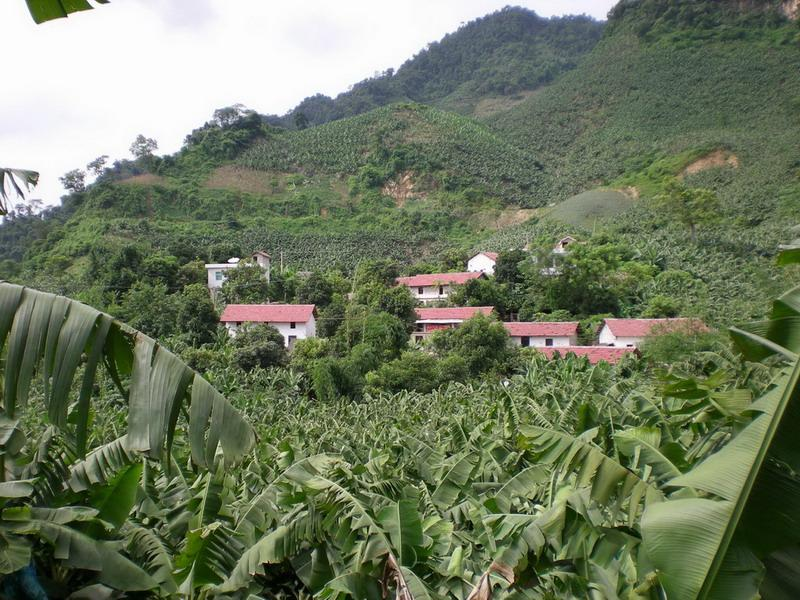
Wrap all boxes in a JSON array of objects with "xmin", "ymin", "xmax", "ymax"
[{"xmin": 0, "ymin": 0, "xmax": 616, "ymax": 207}]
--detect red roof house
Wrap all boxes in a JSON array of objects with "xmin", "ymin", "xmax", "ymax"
[
  {"xmin": 219, "ymin": 304, "xmax": 316, "ymax": 348},
  {"xmin": 413, "ymin": 306, "xmax": 495, "ymax": 342},
  {"xmin": 599, "ymin": 318, "xmax": 708, "ymax": 348},
  {"xmin": 538, "ymin": 346, "xmax": 637, "ymax": 365},
  {"xmin": 503, "ymin": 321, "xmax": 580, "ymax": 348},
  {"xmin": 467, "ymin": 252, "xmax": 500, "ymax": 275},
  {"xmin": 397, "ymin": 272, "xmax": 484, "ymax": 304}
]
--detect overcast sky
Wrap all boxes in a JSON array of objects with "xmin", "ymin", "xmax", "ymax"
[{"xmin": 0, "ymin": 0, "xmax": 616, "ymax": 206}]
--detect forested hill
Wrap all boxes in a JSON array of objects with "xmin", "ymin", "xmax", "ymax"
[
  {"xmin": 1, "ymin": 0, "xmax": 799, "ymax": 326},
  {"xmin": 264, "ymin": 7, "xmax": 604, "ymax": 128}
]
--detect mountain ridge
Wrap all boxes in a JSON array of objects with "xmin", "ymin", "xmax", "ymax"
[{"xmin": 262, "ymin": 6, "xmax": 604, "ymax": 128}]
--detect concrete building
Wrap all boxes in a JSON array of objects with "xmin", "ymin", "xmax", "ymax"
[
  {"xmin": 205, "ymin": 251, "xmax": 271, "ymax": 294},
  {"xmin": 503, "ymin": 322, "xmax": 579, "ymax": 348},
  {"xmin": 598, "ymin": 318, "xmax": 708, "ymax": 348},
  {"xmin": 412, "ymin": 306, "xmax": 494, "ymax": 343},
  {"xmin": 219, "ymin": 304, "xmax": 315, "ymax": 349},
  {"xmin": 396, "ymin": 272, "xmax": 484, "ymax": 304},
  {"xmin": 467, "ymin": 252, "xmax": 499, "ymax": 275}
]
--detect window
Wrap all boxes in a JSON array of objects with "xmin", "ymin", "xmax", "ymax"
[
  {"xmin": 520, "ymin": 336, "xmax": 530, "ymax": 347},
  {"xmin": 415, "ymin": 323, "xmax": 424, "ymax": 332},
  {"xmin": 290, "ymin": 322, "xmax": 296, "ymax": 329},
  {"xmin": 438, "ymin": 285, "xmax": 444, "ymax": 296},
  {"xmin": 418, "ymin": 287, "xmax": 424, "ymax": 295},
  {"xmin": 545, "ymin": 338, "xmax": 554, "ymax": 347},
  {"xmin": 214, "ymin": 271, "xmax": 224, "ymax": 281},
  {"xmin": 415, "ymin": 335, "xmax": 424, "ymax": 343}
]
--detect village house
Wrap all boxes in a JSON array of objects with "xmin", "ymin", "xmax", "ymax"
[
  {"xmin": 598, "ymin": 318, "xmax": 708, "ymax": 348},
  {"xmin": 467, "ymin": 252, "xmax": 499, "ymax": 275},
  {"xmin": 538, "ymin": 346, "xmax": 637, "ymax": 365},
  {"xmin": 553, "ymin": 236, "xmax": 577, "ymax": 255},
  {"xmin": 205, "ymin": 251, "xmax": 271, "ymax": 294},
  {"xmin": 503, "ymin": 321, "xmax": 579, "ymax": 348},
  {"xmin": 396, "ymin": 272, "xmax": 484, "ymax": 304},
  {"xmin": 413, "ymin": 306, "xmax": 494, "ymax": 343},
  {"xmin": 540, "ymin": 236, "xmax": 577, "ymax": 276},
  {"xmin": 219, "ymin": 303, "xmax": 315, "ymax": 349}
]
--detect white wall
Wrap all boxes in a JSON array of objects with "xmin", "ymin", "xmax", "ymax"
[
  {"xmin": 598, "ymin": 325, "xmax": 641, "ymax": 348},
  {"xmin": 206, "ymin": 265, "xmax": 237, "ymax": 289},
  {"xmin": 467, "ymin": 254, "xmax": 496, "ymax": 275},
  {"xmin": 225, "ymin": 315, "xmax": 316, "ymax": 348},
  {"xmin": 410, "ymin": 284, "xmax": 452, "ymax": 303},
  {"xmin": 510, "ymin": 335, "xmax": 575, "ymax": 348}
]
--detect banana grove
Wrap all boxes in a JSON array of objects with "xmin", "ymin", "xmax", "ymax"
[{"xmin": 0, "ymin": 252, "xmax": 799, "ymax": 597}]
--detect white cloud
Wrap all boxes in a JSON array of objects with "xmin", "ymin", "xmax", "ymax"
[{"xmin": 0, "ymin": 1, "xmax": 616, "ymax": 206}]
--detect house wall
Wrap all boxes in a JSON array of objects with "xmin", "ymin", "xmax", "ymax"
[
  {"xmin": 598, "ymin": 325, "xmax": 641, "ymax": 347},
  {"xmin": 412, "ymin": 321, "xmax": 460, "ymax": 342},
  {"xmin": 411, "ymin": 284, "xmax": 453, "ymax": 303},
  {"xmin": 206, "ymin": 265, "xmax": 237, "ymax": 289},
  {"xmin": 467, "ymin": 255, "xmax": 496, "ymax": 275},
  {"xmin": 252, "ymin": 255, "xmax": 272, "ymax": 282},
  {"xmin": 510, "ymin": 335, "xmax": 575, "ymax": 348},
  {"xmin": 224, "ymin": 315, "xmax": 316, "ymax": 348}
]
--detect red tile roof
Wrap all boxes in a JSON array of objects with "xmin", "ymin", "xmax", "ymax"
[
  {"xmin": 504, "ymin": 322, "xmax": 579, "ymax": 337},
  {"xmin": 220, "ymin": 304, "xmax": 315, "ymax": 323},
  {"xmin": 472, "ymin": 251, "xmax": 499, "ymax": 261},
  {"xmin": 396, "ymin": 272, "xmax": 483, "ymax": 287},
  {"xmin": 537, "ymin": 346, "xmax": 637, "ymax": 365},
  {"xmin": 603, "ymin": 318, "xmax": 708, "ymax": 338},
  {"xmin": 415, "ymin": 306, "xmax": 494, "ymax": 321}
]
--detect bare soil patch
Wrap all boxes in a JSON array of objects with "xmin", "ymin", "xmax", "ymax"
[
  {"xmin": 681, "ymin": 149, "xmax": 739, "ymax": 177},
  {"xmin": 382, "ymin": 171, "xmax": 425, "ymax": 207},
  {"xmin": 205, "ymin": 166, "xmax": 283, "ymax": 195}
]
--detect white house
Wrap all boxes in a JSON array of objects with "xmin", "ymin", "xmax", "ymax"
[
  {"xmin": 205, "ymin": 251, "xmax": 271, "ymax": 294},
  {"xmin": 413, "ymin": 306, "xmax": 494, "ymax": 343},
  {"xmin": 467, "ymin": 252, "xmax": 499, "ymax": 275},
  {"xmin": 205, "ymin": 258, "xmax": 241, "ymax": 291},
  {"xmin": 503, "ymin": 322, "xmax": 579, "ymax": 348},
  {"xmin": 598, "ymin": 318, "xmax": 708, "ymax": 348},
  {"xmin": 396, "ymin": 272, "xmax": 484, "ymax": 304},
  {"xmin": 219, "ymin": 304, "xmax": 315, "ymax": 349}
]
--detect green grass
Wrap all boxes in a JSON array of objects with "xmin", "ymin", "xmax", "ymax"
[{"xmin": 544, "ymin": 188, "xmax": 635, "ymax": 229}]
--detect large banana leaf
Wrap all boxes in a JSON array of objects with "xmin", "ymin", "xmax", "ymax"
[
  {"xmin": 24, "ymin": 0, "xmax": 109, "ymax": 24},
  {"xmin": 641, "ymin": 359, "xmax": 800, "ymax": 599},
  {"xmin": 0, "ymin": 283, "xmax": 255, "ymax": 465},
  {"xmin": 0, "ymin": 168, "xmax": 38, "ymax": 216}
]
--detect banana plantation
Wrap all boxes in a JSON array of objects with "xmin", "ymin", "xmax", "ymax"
[{"xmin": 0, "ymin": 244, "xmax": 798, "ymax": 599}]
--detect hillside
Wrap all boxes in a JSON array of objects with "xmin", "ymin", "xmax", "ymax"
[
  {"xmin": 264, "ymin": 7, "xmax": 604, "ymax": 127},
  {"xmin": 2, "ymin": 0, "xmax": 799, "ymax": 326},
  {"xmin": 242, "ymin": 103, "xmax": 542, "ymax": 205},
  {"xmin": 482, "ymin": 0, "xmax": 800, "ymax": 321}
]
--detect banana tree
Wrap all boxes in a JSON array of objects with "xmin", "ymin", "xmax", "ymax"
[
  {"xmin": 24, "ymin": 0, "xmax": 109, "ymax": 24},
  {"xmin": 0, "ymin": 282, "xmax": 255, "ymax": 592},
  {"xmin": 640, "ymin": 248, "xmax": 800, "ymax": 598}
]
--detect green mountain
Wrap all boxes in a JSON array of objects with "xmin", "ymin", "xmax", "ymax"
[
  {"xmin": 2, "ymin": 0, "xmax": 799, "ymax": 324},
  {"xmin": 265, "ymin": 6, "xmax": 604, "ymax": 127}
]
